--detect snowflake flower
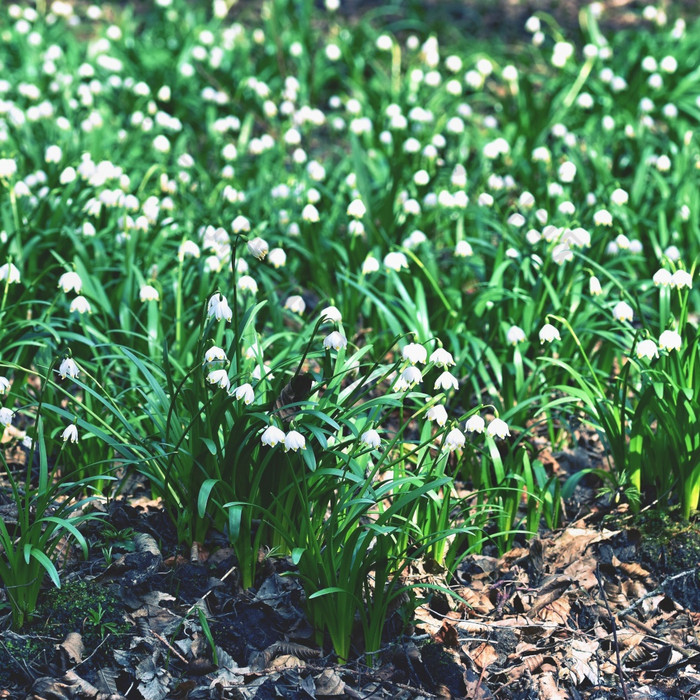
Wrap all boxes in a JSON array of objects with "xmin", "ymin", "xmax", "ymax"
[
  {"xmin": 487, "ymin": 418, "xmax": 510, "ymax": 439},
  {"xmin": 261, "ymin": 425, "xmax": 285, "ymax": 447},
  {"xmin": 465, "ymin": 415, "xmax": 485, "ymax": 434},
  {"xmin": 361, "ymin": 429, "xmax": 381, "ymax": 448},
  {"xmin": 444, "ymin": 427, "xmax": 465, "ymax": 451},
  {"xmin": 58, "ymin": 357, "xmax": 80, "ymax": 380},
  {"xmin": 61, "ymin": 423, "xmax": 79, "ymax": 443},
  {"xmin": 284, "ymin": 430, "xmax": 306, "ymax": 452}
]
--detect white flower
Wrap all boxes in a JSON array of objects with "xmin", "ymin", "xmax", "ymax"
[
  {"xmin": 487, "ymin": 418, "xmax": 510, "ymax": 439},
  {"xmin": 539, "ymin": 324, "xmax": 561, "ymax": 344},
  {"xmin": 393, "ymin": 376, "xmax": 410, "ymax": 392},
  {"xmin": 0, "ymin": 407, "xmax": 14, "ymax": 427},
  {"xmin": 348, "ymin": 220, "xmax": 365, "ymax": 237},
  {"xmin": 140, "ymin": 285, "xmax": 160, "ymax": 302},
  {"xmin": 232, "ymin": 215, "xmax": 251, "ymax": 233},
  {"xmin": 58, "ymin": 357, "xmax": 80, "ymax": 380},
  {"xmin": 284, "ymin": 430, "xmax": 306, "ymax": 452},
  {"xmin": 0, "ymin": 263, "xmax": 21, "ymax": 284},
  {"xmin": 444, "ymin": 427, "xmax": 465, "ymax": 451},
  {"xmin": 589, "ymin": 276, "xmax": 603, "ymax": 296},
  {"xmin": 610, "ymin": 188, "xmax": 629, "ymax": 206},
  {"xmin": 594, "ymin": 209, "xmax": 613, "ymax": 226},
  {"xmin": 465, "ymin": 414, "xmax": 485, "ymax": 433},
  {"xmin": 268, "ymin": 247, "xmax": 286, "ymax": 268},
  {"xmin": 361, "ymin": 429, "xmax": 381, "ymax": 448},
  {"xmin": 506, "ymin": 325, "xmax": 526, "ymax": 345},
  {"xmin": 69, "ymin": 296, "xmax": 91, "ymax": 314},
  {"xmin": 426, "ymin": 404, "xmax": 448, "ymax": 427},
  {"xmin": 399, "ymin": 365, "xmax": 422, "ymax": 387},
  {"xmin": 323, "ymin": 331, "xmax": 347, "ymax": 351},
  {"xmin": 383, "ymin": 252, "xmax": 409, "ymax": 271},
  {"xmin": 552, "ymin": 243, "xmax": 574, "ymax": 265},
  {"xmin": 402, "ymin": 342, "xmax": 427, "ymax": 365},
  {"xmin": 179, "ymin": 240, "xmax": 201, "ymax": 260},
  {"xmin": 0, "ymin": 377, "xmax": 9, "ymax": 395},
  {"xmin": 362, "ymin": 256, "xmax": 380, "ymax": 274},
  {"xmin": 635, "ymin": 339, "xmax": 658, "ymax": 360},
  {"xmin": 615, "ymin": 234, "xmax": 630, "ymax": 250},
  {"xmin": 565, "ymin": 227, "xmax": 591, "ymax": 249},
  {"xmin": 653, "ymin": 269, "xmax": 673, "ymax": 286},
  {"xmin": 671, "ymin": 270, "xmax": 693, "ymax": 289},
  {"xmin": 347, "ymin": 199, "xmax": 366, "ymax": 218},
  {"xmin": 612, "ymin": 301, "xmax": 634, "ymax": 322},
  {"xmin": 0, "ymin": 158, "xmax": 17, "ymax": 179},
  {"xmin": 558, "ymin": 161, "xmax": 577, "ymax": 183},
  {"xmin": 284, "ymin": 295, "xmax": 306, "ymax": 314},
  {"xmin": 61, "ymin": 423, "xmax": 79, "ymax": 443},
  {"xmin": 207, "ymin": 369, "xmax": 231, "ymax": 391},
  {"xmin": 45, "ymin": 145, "xmax": 62, "ymax": 163},
  {"xmin": 301, "ymin": 204, "xmax": 319, "ymax": 222},
  {"xmin": 238, "ymin": 275, "xmax": 258, "ymax": 293},
  {"xmin": 664, "ymin": 245, "xmax": 681, "ymax": 262},
  {"xmin": 429, "ymin": 348, "xmax": 455, "ymax": 368},
  {"xmin": 319, "ymin": 305, "xmax": 342, "ymax": 323},
  {"xmin": 660, "ymin": 55, "xmax": 678, "ymax": 73},
  {"xmin": 659, "ymin": 330, "xmax": 682, "ymax": 352},
  {"xmin": 234, "ymin": 383, "xmax": 255, "ymax": 405},
  {"xmin": 454, "ymin": 240, "xmax": 473, "ymax": 257},
  {"xmin": 207, "ymin": 293, "xmax": 233, "ymax": 321},
  {"xmin": 205, "ymin": 346, "xmax": 227, "ymax": 364},
  {"xmin": 434, "ymin": 371, "xmax": 458, "ymax": 391},
  {"xmin": 247, "ymin": 236, "xmax": 269, "ymax": 260},
  {"xmin": 261, "ymin": 425, "xmax": 285, "ymax": 447}
]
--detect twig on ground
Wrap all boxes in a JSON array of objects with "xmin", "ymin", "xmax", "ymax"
[{"xmin": 596, "ymin": 563, "xmax": 629, "ymax": 700}]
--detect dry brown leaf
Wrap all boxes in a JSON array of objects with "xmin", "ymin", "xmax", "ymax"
[
  {"xmin": 470, "ymin": 642, "xmax": 499, "ymax": 670},
  {"xmin": 566, "ymin": 638, "xmax": 601, "ymax": 686},
  {"xmin": 561, "ymin": 556, "xmax": 600, "ymax": 590},
  {"xmin": 536, "ymin": 671, "xmax": 571, "ymax": 699},
  {"xmin": 269, "ymin": 654, "xmax": 305, "ymax": 670},
  {"xmin": 434, "ymin": 619, "xmax": 459, "ymax": 648},
  {"xmin": 618, "ymin": 561, "xmax": 653, "ymax": 582},
  {"xmin": 59, "ymin": 631, "xmax": 84, "ymax": 666},
  {"xmin": 551, "ymin": 527, "xmax": 618, "ymax": 568},
  {"xmin": 314, "ymin": 668, "xmax": 346, "ymax": 696},
  {"xmin": 527, "ymin": 577, "xmax": 573, "ymax": 617},
  {"xmin": 537, "ymin": 596, "xmax": 571, "ymax": 625},
  {"xmin": 459, "ymin": 587, "xmax": 495, "ymax": 616},
  {"xmin": 622, "ymin": 579, "xmax": 648, "ymax": 602},
  {"xmin": 497, "ymin": 547, "xmax": 529, "ymax": 569}
]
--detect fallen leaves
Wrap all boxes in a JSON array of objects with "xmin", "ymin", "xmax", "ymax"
[{"xmin": 4, "ymin": 505, "xmax": 700, "ymax": 699}]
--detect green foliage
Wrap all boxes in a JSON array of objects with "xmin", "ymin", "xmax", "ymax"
[{"xmin": 0, "ymin": 0, "xmax": 697, "ymax": 663}]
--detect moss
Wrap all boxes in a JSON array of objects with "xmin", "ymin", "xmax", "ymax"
[
  {"xmin": 38, "ymin": 580, "xmax": 131, "ymax": 647},
  {"xmin": 633, "ymin": 509, "xmax": 700, "ymax": 576},
  {"xmin": 0, "ymin": 634, "xmax": 48, "ymax": 687},
  {"xmin": 0, "ymin": 579, "xmax": 131, "ymax": 687}
]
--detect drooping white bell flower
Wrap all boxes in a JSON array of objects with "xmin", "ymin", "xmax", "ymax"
[
  {"xmin": 360, "ymin": 429, "xmax": 381, "ymax": 448},
  {"xmin": 207, "ymin": 293, "xmax": 233, "ymax": 321},
  {"xmin": 539, "ymin": 324, "xmax": 561, "ymax": 344},
  {"xmin": 58, "ymin": 271, "xmax": 83, "ymax": 294},
  {"xmin": 465, "ymin": 415, "xmax": 485, "ymax": 434},
  {"xmin": 261, "ymin": 425, "xmax": 285, "ymax": 447},
  {"xmin": 487, "ymin": 418, "xmax": 510, "ymax": 439},
  {"xmin": 658, "ymin": 329, "xmax": 681, "ymax": 352},
  {"xmin": 612, "ymin": 301, "xmax": 634, "ymax": 322},
  {"xmin": 444, "ymin": 427, "xmax": 465, "ymax": 451},
  {"xmin": 284, "ymin": 430, "xmax": 306, "ymax": 452},
  {"xmin": 58, "ymin": 357, "xmax": 80, "ymax": 380},
  {"xmin": 61, "ymin": 423, "xmax": 79, "ymax": 443},
  {"xmin": 402, "ymin": 343, "xmax": 427, "ymax": 365}
]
